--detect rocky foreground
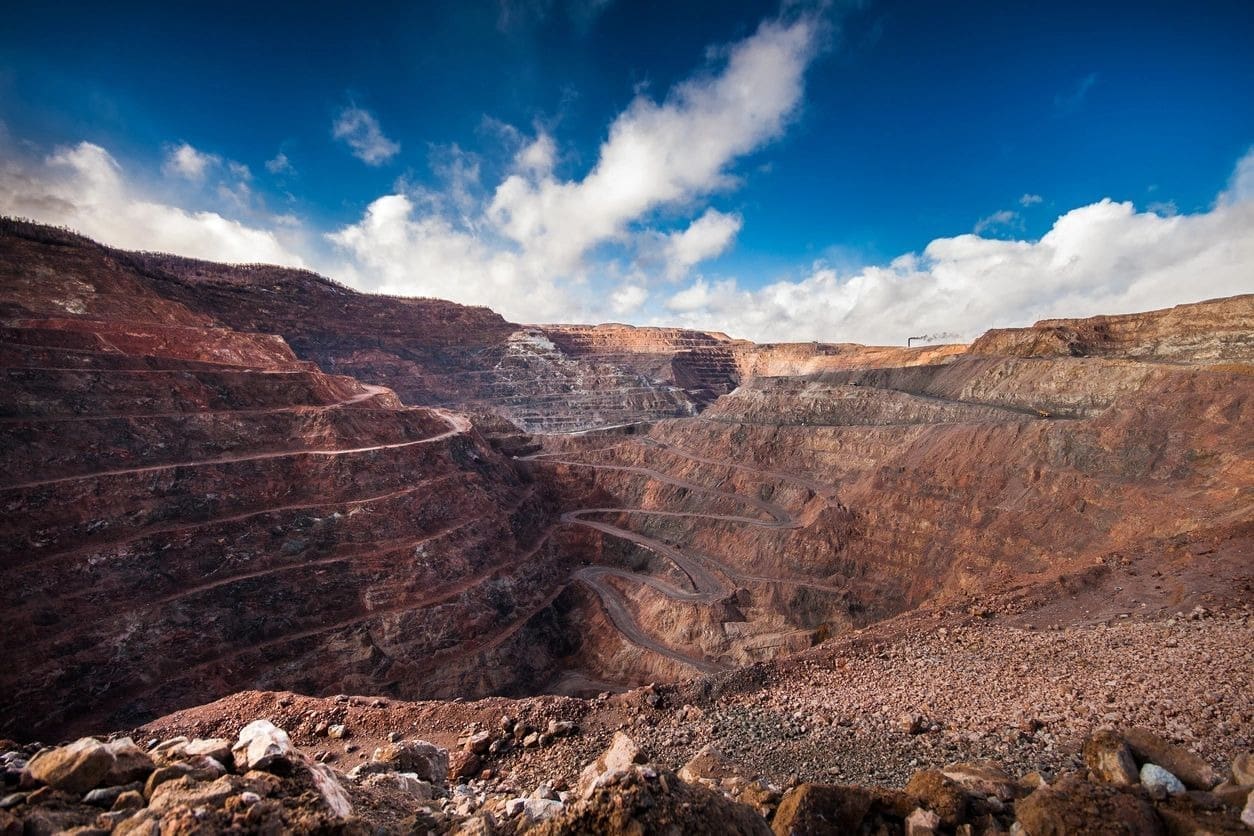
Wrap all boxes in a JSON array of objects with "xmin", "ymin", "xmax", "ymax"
[
  {"xmin": 3, "ymin": 704, "xmax": 1250, "ymax": 835},
  {"xmin": 3, "ymin": 598, "xmax": 1250, "ymax": 834}
]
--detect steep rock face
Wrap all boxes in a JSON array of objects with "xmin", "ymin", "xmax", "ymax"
[
  {"xmin": 523, "ymin": 307, "xmax": 1251, "ymax": 688},
  {"xmin": 124, "ymin": 252, "xmax": 695, "ymax": 431},
  {"xmin": 970, "ymin": 294, "xmax": 1254, "ymax": 360},
  {"xmin": 0, "ymin": 222, "xmax": 575, "ymax": 739},
  {"xmin": 540, "ymin": 323, "xmax": 966, "ymax": 407}
]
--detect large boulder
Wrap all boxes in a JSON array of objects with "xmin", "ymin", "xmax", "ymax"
[
  {"xmin": 904, "ymin": 769, "xmax": 969, "ymax": 827},
  {"xmin": 533, "ymin": 765, "xmax": 770, "ymax": 835},
  {"xmin": 679, "ymin": 744, "xmax": 744, "ymax": 785},
  {"xmin": 369, "ymin": 740, "xmax": 449, "ymax": 786},
  {"xmin": 939, "ymin": 761, "xmax": 1021, "ymax": 801},
  {"xmin": 772, "ymin": 783, "xmax": 916, "ymax": 835},
  {"xmin": 1123, "ymin": 728, "xmax": 1220, "ymax": 790},
  {"xmin": 1015, "ymin": 774, "xmax": 1164, "ymax": 835},
  {"xmin": 231, "ymin": 720, "xmax": 295, "ymax": 772},
  {"xmin": 26, "ymin": 738, "xmax": 115, "ymax": 794},
  {"xmin": 103, "ymin": 738, "xmax": 154, "ymax": 786},
  {"xmin": 576, "ymin": 732, "xmax": 645, "ymax": 799},
  {"xmin": 772, "ymin": 784, "xmax": 873, "ymax": 835},
  {"xmin": 1232, "ymin": 753, "xmax": 1254, "ymax": 787},
  {"xmin": 147, "ymin": 775, "xmax": 242, "ymax": 814}
]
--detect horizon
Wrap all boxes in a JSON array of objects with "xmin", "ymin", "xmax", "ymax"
[{"xmin": 2, "ymin": 0, "xmax": 1252, "ymax": 342}]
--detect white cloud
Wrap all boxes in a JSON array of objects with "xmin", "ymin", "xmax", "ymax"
[
  {"xmin": 663, "ymin": 208, "xmax": 742, "ymax": 279},
  {"xmin": 661, "ymin": 149, "xmax": 1254, "ymax": 343},
  {"xmin": 265, "ymin": 152, "xmax": 293, "ymax": 175},
  {"xmin": 332, "ymin": 106, "xmax": 400, "ymax": 166},
  {"xmin": 324, "ymin": 14, "xmax": 820, "ymax": 322},
  {"xmin": 0, "ymin": 141, "xmax": 306, "ymax": 267},
  {"xmin": 485, "ymin": 16, "xmax": 817, "ymax": 274},
  {"xmin": 973, "ymin": 209, "xmax": 1021, "ymax": 235},
  {"xmin": 1019, "ymin": 193, "xmax": 1042, "ymax": 207},
  {"xmin": 610, "ymin": 283, "xmax": 647, "ymax": 315},
  {"xmin": 162, "ymin": 142, "xmax": 219, "ymax": 182},
  {"xmin": 1220, "ymin": 145, "xmax": 1254, "ymax": 205},
  {"xmin": 515, "ymin": 132, "xmax": 556, "ymax": 176}
]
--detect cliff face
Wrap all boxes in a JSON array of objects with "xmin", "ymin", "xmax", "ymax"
[
  {"xmin": 1, "ymin": 220, "xmax": 1250, "ymax": 747},
  {"xmin": 0, "ymin": 223, "xmax": 577, "ymax": 739},
  {"xmin": 969, "ymin": 294, "xmax": 1254, "ymax": 360},
  {"xmin": 125, "ymin": 253, "xmax": 696, "ymax": 432},
  {"xmin": 539, "ymin": 323, "xmax": 966, "ymax": 407},
  {"xmin": 520, "ymin": 305, "xmax": 1252, "ymax": 691}
]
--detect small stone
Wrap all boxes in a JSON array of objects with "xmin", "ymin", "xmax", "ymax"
[
  {"xmin": 182, "ymin": 739, "xmax": 232, "ymax": 763},
  {"xmin": 518, "ymin": 798, "xmax": 564, "ymax": 823},
  {"xmin": 327, "ymin": 724, "xmax": 349, "ymax": 739},
  {"xmin": 1140, "ymin": 763, "xmax": 1186, "ymax": 798},
  {"xmin": 111, "ymin": 790, "xmax": 144, "ymax": 811},
  {"xmin": 465, "ymin": 732, "xmax": 491, "ymax": 755},
  {"xmin": 1083, "ymin": 730, "xmax": 1139, "ymax": 786},
  {"xmin": 305, "ymin": 761, "xmax": 352, "ymax": 818},
  {"xmin": 547, "ymin": 720, "xmax": 575, "ymax": 737},
  {"xmin": 83, "ymin": 782, "xmax": 140, "ymax": 807},
  {"xmin": 1243, "ymin": 793, "xmax": 1254, "ymax": 828},
  {"xmin": 152, "ymin": 755, "xmax": 225, "ymax": 798},
  {"xmin": 899, "ymin": 713, "xmax": 926, "ymax": 735},
  {"xmin": 522, "ymin": 733, "xmax": 541, "ymax": 748},
  {"xmin": 148, "ymin": 775, "xmax": 239, "ymax": 813},
  {"xmin": 0, "ymin": 794, "xmax": 24, "ymax": 810},
  {"xmin": 239, "ymin": 791, "xmax": 261, "ymax": 804}
]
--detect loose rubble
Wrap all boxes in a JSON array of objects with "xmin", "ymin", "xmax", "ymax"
[{"xmin": 2, "ymin": 717, "xmax": 1250, "ymax": 834}]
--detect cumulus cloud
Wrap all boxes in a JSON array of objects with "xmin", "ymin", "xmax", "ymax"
[
  {"xmin": 485, "ymin": 16, "xmax": 817, "ymax": 274},
  {"xmin": 662, "ymin": 208, "xmax": 742, "ymax": 279},
  {"xmin": 162, "ymin": 142, "xmax": 219, "ymax": 182},
  {"xmin": 324, "ymin": 14, "xmax": 820, "ymax": 321},
  {"xmin": 0, "ymin": 141, "xmax": 306, "ymax": 266},
  {"xmin": 660, "ymin": 149, "xmax": 1254, "ymax": 344},
  {"xmin": 332, "ymin": 106, "xmax": 401, "ymax": 166}
]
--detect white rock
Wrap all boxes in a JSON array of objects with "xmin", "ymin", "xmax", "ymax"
[
  {"xmin": 232, "ymin": 720, "xmax": 294, "ymax": 772},
  {"xmin": 577, "ymin": 732, "xmax": 643, "ymax": 798},
  {"xmin": 520, "ymin": 798, "xmax": 564, "ymax": 823},
  {"xmin": 1140, "ymin": 763, "xmax": 1186, "ymax": 797},
  {"xmin": 306, "ymin": 761, "xmax": 352, "ymax": 818}
]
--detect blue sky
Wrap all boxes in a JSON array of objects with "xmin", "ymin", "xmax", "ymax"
[{"xmin": 2, "ymin": 0, "xmax": 1252, "ymax": 342}]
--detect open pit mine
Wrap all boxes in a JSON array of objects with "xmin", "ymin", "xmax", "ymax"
[{"xmin": 1, "ymin": 218, "xmax": 1251, "ymax": 834}]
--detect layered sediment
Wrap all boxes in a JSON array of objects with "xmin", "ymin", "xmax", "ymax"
[{"xmin": 1, "ymin": 219, "xmax": 1250, "ymax": 806}]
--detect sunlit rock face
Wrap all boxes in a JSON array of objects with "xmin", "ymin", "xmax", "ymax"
[{"xmin": 1, "ymin": 220, "xmax": 1249, "ymax": 745}]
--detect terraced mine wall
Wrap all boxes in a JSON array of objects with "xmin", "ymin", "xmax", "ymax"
[{"xmin": 2, "ymin": 220, "xmax": 1250, "ymax": 744}]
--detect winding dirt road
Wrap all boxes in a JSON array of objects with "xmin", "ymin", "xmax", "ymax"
[{"xmin": 526, "ymin": 448, "xmax": 847, "ymax": 675}]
